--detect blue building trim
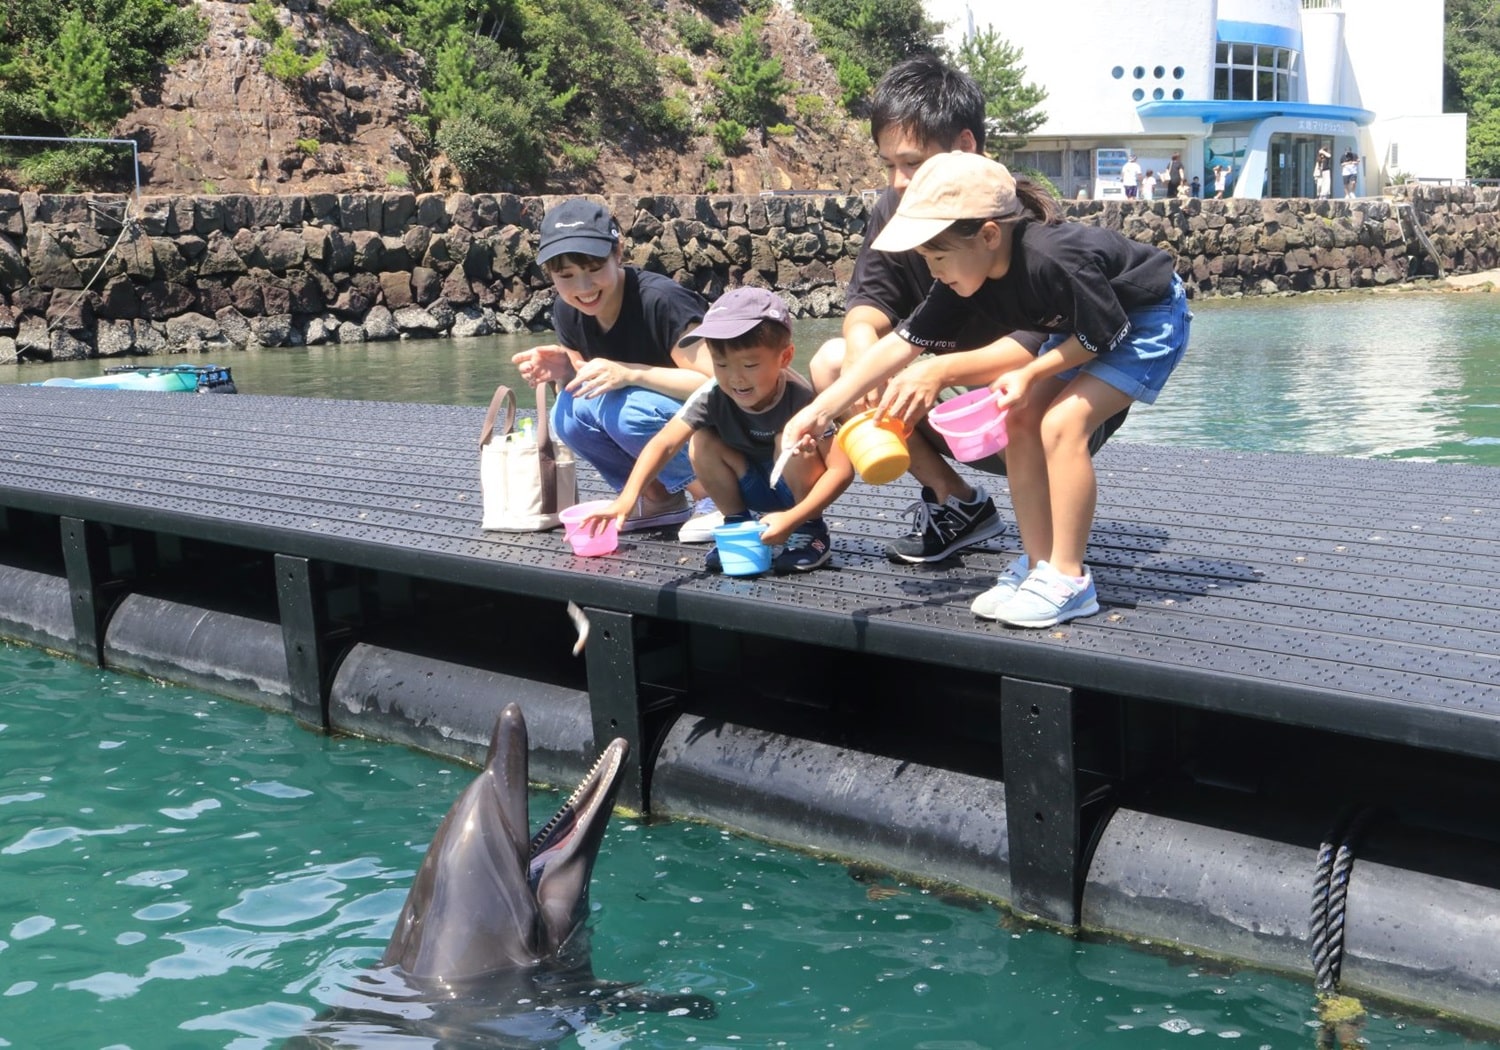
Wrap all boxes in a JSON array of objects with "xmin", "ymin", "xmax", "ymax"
[
  {"xmin": 1217, "ymin": 19, "xmax": 1301, "ymax": 52},
  {"xmin": 1136, "ymin": 99, "xmax": 1375, "ymax": 126}
]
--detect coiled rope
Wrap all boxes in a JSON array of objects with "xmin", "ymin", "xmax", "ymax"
[{"xmin": 1310, "ymin": 806, "xmax": 1378, "ymax": 992}]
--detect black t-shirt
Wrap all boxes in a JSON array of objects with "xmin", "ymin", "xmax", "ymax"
[
  {"xmin": 553, "ymin": 268, "xmax": 706, "ymax": 366},
  {"xmin": 676, "ymin": 372, "xmax": 817, "ymax": 462},
  {"xmin": 851, "ymin": 189, "xmax": 1044, "ymax": 355},
  {"xmin": 847, "ymin": 190, "xmax": 933, "ymax": 327},
  {"xmin": 898, "ymin": 218, "xmax": 1177, "ymax": 354}
]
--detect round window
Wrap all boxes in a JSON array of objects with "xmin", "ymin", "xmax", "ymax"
[{"xmin": 1112, "ymin": 65, "xmax": 1125, "ymax": 79}]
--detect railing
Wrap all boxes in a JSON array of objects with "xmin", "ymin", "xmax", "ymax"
[
  {"xmin": 0, "ymin": 135, "xmax": 142, "ymax": 203},
  {"xmin": 1301, "ymin": 0, "xmax": 1343, "ymax": 9}
]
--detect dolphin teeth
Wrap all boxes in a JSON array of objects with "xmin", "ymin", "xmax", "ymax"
[{"xmin": 529, "ymin": 742, "xmax": 624, "ymax": 858}]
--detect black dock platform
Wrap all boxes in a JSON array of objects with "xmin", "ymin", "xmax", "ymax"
[{"xmin": 3, "ymin": 384, "xmax": 1500, "ymax": 1026}]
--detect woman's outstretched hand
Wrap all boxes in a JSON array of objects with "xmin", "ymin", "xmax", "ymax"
[{"xmin": 512, "ymin": 344, "xmax": 576, "ymax": 388}]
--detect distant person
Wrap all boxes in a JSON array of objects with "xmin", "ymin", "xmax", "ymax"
[
  {"xmin": 582, "ymin": 288, "xmax": 853, "ymax": 575},
  {"xmin": 1166, "ymin": 153, "xmax": 1186, "ymax": 198},
  {"xmin": 1341, "ymin": 150, "xmax": 1359, "ymax": 197},
  {"xmin": 807, "ymin": 54, "xmax": 1127, "ymax": 564},
  {"xmin": 1120, "ymin": 154, "xmax": 1141, "ymax": 199},
  {"xmin": 1139, "ymin": 169, "xmax": 1157, "ymax": 201},
  {"xmin": 1315, "ymin": 147, "xmax": 1332, "ymax": 199},
  {"xmin": 512, "ymin": 199, "xmax": 719, "ymax": 536},
  {"xmin": 1189, "ymin": 175, "xmax": 1201, "ymax": 198},
  {"xmin": 1212, "ymin": 164, "xmax": 1228, "ymax": 199},
  {"xmin": 783, "ymin": 152, "xmax": 1191, "ymax": 628}
]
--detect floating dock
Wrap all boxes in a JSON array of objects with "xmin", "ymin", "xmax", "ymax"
[{"xmin": 2, "ymin": 384, "xmax": 1499, "ymax": 1027}]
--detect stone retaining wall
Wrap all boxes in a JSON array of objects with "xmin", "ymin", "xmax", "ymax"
[{"xmin": 1, "ymin": 185, "xmax": 1497, "ymax": 363}]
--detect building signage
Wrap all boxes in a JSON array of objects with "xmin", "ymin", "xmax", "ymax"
[{"xmin": 1295, "ymin": 119, "xmax": 1354, "ymax": 136}]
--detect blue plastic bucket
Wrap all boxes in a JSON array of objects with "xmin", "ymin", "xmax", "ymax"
[{"xmin": 712, "ymin": 520, "xmax": 771, "ymax": 576}]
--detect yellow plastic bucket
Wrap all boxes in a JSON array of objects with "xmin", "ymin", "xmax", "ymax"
[{"xmin": 837, "ymin": 409, "xmax": 911, "ymax": 485}]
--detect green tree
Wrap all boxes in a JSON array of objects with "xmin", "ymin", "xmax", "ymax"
[
  {"xmin": 715, "ymin": 18, "xmax": 791, "ymax": 127},
  {"xmin": 954, "ymin": 27, "xmax": 1047, "ymax": 154},
  {"xmin": 42, "ymin": 12, "xmax": 118, "ymax": 130},
  {"xmin": 794, "ymin": 0, "xmax": 941, "ymax": 108},
  {"xmin": 1444, "ymin": 0, "xmax": 1500, "ymax": 179},
  {"xmin": 519, "ymin": 0, "xmax": 661, "ymax": 124},
  {"xmin": 0, "ymin": 0, "xmax": 204, "ymax": 136}
]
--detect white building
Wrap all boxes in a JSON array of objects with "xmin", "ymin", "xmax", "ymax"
[{"xmin": 925, "ymin": 0, "xmax": 1467, "ymax": 200}]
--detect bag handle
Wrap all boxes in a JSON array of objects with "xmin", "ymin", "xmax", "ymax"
[
  {"xmin": 534, "ymin": 381, "xmax": 560, "ymax": 513},
  {"xmin": 480, "ymin": 384, "xmax": 518, "ymax": 447}
]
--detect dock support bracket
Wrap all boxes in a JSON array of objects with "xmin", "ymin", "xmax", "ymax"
[
  {"xmin": 275, "ymin": 554, "xmax": 332, "ymax": 730},
  {"xmin": 583, "ymin": 608, "xmax": 655, "ymax": 815},
  {"xmin": 60, "ymin": 516, "xmax": 110, "ymax": 667},
  {"xmin": 1001, "ymin": 676, "xmax": 1083, "ymax": 927}
]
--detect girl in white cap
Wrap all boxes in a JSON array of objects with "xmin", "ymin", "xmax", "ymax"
[{"xmin": 783, "ymin": 151, "xmax": 1190, "ymax": 628}]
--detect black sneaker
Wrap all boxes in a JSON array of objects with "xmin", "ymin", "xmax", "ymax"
[
  {"xmin": 773, "ymin": 519, "xmax": 832, "ymax": 573},
  {"xmin": 885, "ymin": 485, "xmax": 1003, "ymax": 563}
]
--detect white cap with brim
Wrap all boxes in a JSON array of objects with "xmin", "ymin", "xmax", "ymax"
[{"xmin": 871, "ymin": 151, "xmax": 1022, "ymax": 254}]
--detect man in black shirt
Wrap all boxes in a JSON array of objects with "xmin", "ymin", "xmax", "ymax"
[{"xmin": 811, "ymin": 56, "xmax": 1126, "ymax": 563}]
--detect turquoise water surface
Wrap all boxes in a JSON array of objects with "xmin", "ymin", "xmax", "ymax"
[
  {"xmin": 2, "ymin": 290, "xmax": 1498, "ymax": 1047},
  {"xmin": 2, "ymin": 643, "xmax": 1497, "ymax": 1049}
]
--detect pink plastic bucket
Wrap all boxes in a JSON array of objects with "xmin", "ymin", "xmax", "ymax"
[
  {"xmin": 559, "ymin": 500, "xmax": 620, "ymax": 557},
  {"xmin": 928, "ymin": 389, "xmax": 1008, "ymax": 462}
]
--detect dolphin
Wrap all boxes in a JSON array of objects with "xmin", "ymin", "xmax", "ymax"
[{"xmin": 290, "ymin": 702, "xmax": 714, "ymax": 1048}]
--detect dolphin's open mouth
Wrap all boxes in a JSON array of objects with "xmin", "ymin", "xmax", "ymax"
[{"xmin": 528, "ymin": 739, "xmax": 627, "ymax": 887}]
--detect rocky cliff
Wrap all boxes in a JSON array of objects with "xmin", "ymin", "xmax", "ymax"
[{"xmin": 103, "ymin": 0, "xmax": 885, "ymax": 198}]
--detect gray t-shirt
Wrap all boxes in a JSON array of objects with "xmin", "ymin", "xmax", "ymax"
[{"xmin": 675, "ymin": 371, "xmax": 817, "ymax": 463}]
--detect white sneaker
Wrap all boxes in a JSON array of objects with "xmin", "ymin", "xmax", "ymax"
[
  {"xmin": 971, "ymin": 554, "xmax": 1031, "ymax": 620},
  {"xmin": 678, "ymin": 497, "xmax": 725, "ymax": 543}
]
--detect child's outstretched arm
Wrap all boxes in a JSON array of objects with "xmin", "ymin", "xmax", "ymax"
[
  {"xmin": 877, "ymin": 333, "xmax": 1040, "ymax": 426},
  {"xmin": 758, "ymin": 437, "xmax": 855, "ymax": 546},
  {"xmin": 783, "ymin": 330, "xmax": 920, "ymax": 452},
  {"xmin": 579, "ymin": 416, "xmax": 696, "ymax": 533}
]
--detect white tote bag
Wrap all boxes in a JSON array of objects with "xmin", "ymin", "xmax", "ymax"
[{"xmin": 479, "ymin": 383, "xmax": 577, "ymax": 531}]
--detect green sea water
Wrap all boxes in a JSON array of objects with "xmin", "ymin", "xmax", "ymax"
[{"xmin": 1, "ymin": 641, "xmax": 1496, "ymax": 1050}]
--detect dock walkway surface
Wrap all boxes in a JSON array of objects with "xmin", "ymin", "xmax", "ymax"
[
  {"xmin": 7, "ymin": 384, "xmax": 1500, "ymax": 1024},
  {"xmin": 3, "ymin": 384, "xmax": 1497, "ymax": 758}
]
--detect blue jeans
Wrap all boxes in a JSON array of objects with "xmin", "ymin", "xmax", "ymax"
[
  {"xmin": 1043, "ymin": 274, "xmax": 1190, "ymax": 405},
  {"xmin": 551, "ymin": 386, "xmax": 695, "ymax": 493}
]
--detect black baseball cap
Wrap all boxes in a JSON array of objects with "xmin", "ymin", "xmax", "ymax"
[{"xmin": 538, "ymin": 200, "xmax": 620, "ymax": 264}]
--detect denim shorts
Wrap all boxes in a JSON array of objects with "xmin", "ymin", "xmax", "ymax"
[
  {"xmin": 1043, "ymin": 274, "xmax": 1190, "ymax": 405},
  {"xmin": 737, "ymin": 457, "xmax": 795, "ymax": 513}
]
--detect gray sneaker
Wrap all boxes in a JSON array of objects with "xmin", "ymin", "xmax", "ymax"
[{"xmin": 621, "ymin": 490, "xmax": 693, "ymax": 532}]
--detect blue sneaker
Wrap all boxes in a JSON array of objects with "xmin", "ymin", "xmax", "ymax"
[
  {"xmin": 993, "ymin": 561, "xmax": 1099, "ymax": 628},
  {"xmin": 773, "ymin": 519, "xmax": 832, "ymax": 573},
  {"xmin": 970, "ymin": 554, "xmax": 1031, "ymax": 620}
]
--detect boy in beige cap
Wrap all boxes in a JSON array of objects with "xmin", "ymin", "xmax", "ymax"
[{"xmin": 784, "ymin": 151, "xmax": 1190, "ymax": 628}]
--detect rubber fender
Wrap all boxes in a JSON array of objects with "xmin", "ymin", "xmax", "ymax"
[
  {"xmin": 103, "ymin": 593, "xmax": 291, "ymax": 710},
  {"xmin": 1339, "ymin": 822, "xmax": 1500, "ymax": 1027},
  {"xmin": 1083, "ymin": 806, "xmax": 1321, "ymax": 976},
  {"xmin": 651, "ymin": 715, "xmax": 1012, "ymax": 901},
  {"xmin": 329, "ymin": 643, "xmax": 595, "ymax": 786},
  {"xmin": 0, "ymin": 565, "xmax": 73, "ymax": 652}
]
